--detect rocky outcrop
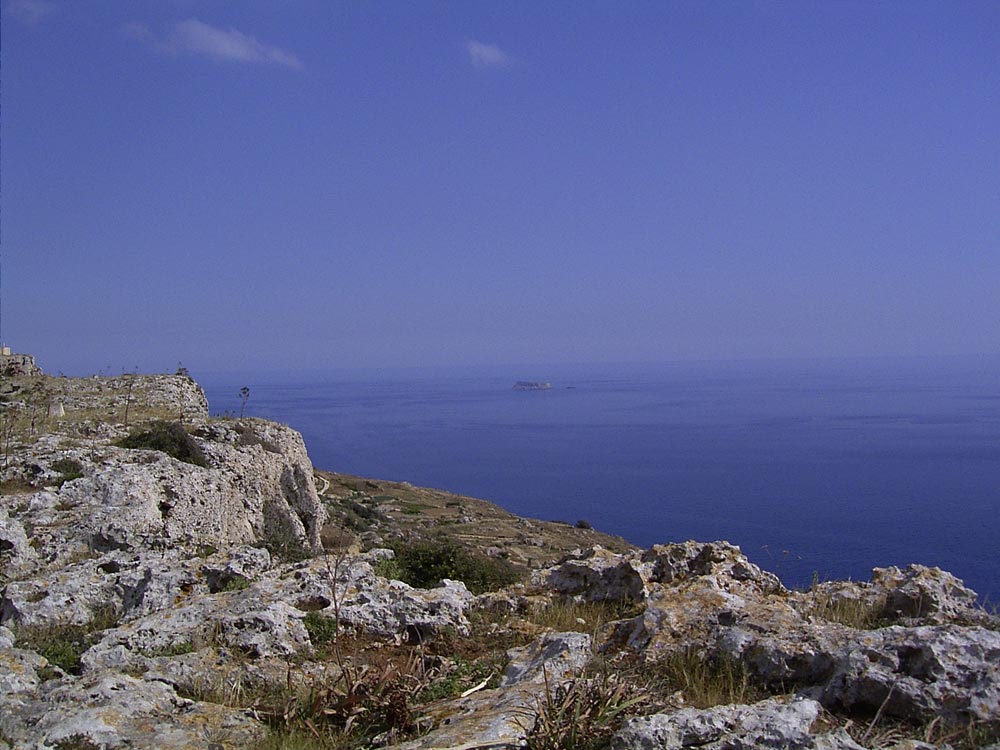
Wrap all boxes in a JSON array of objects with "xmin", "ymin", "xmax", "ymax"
[
  {"xmin": 0, "ymin": 542, "xmax": 483, "ymax": 747},
  {"xmin": 0, "ymin": 670, "xmax": 265, "ymax": 749},
  {"xmin": 0, "ymin": 373, "xmax": 334, "ymax": 745},
  {"xmin": 1, "ymin": 417, "xmax": 324, "ymax": 589},
  {"xmin": 540, "ymin": 545, "xmax": 646, "ymax": 603},
  {"xmin": 395, "ymin": 631, "xmax": 594, "ymax": 750},
  {"xmin": 612, "ymin": 697, "xmax": 865, "ymax": 750},
  {"xmin": 50, "ymin": 372, "xmax": 209, "ymax": 419},
  {"xmin": 736, "ymin": 624, "xmax": 1000, "ymax": 724},
  {"xmin": 0, "ymin": 352, "xmax": 41, "ymax": 377},
  {"xmin": 871, "ymin": 564, "xmax": 990, "ymax": 624},
  {"xmin": 535, "ymin": 542, "xmax": 1000, "ymax": 730}
]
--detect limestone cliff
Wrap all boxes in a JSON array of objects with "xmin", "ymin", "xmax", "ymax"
[{"xmin": 0, "ymin": 373, "xmax": 324, "ymax": 574}]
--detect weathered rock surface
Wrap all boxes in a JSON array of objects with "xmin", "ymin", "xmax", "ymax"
[
  {"xmin": 612, "ymin": 697, "xmax": 864, "ymax": 750},
  {"xmin": 541, "ymin": 545, "xmax": 646, "ymax": 603},
  {"xmin": 536, "ymin": 541, "xmax": 1000, "ymax": 730},
  {"xmin": 395, "ymin": 632, "xmax": 593, "ymax": 750},
  {"xmin": 79, "ymin": 550, "xmax": 476, "ymax": 677},
  {"xmin": 1, "ymin": 415, "xmax": 324, "ymax": 594},
  {"xmin": 0, "ymin": 671, "xmax": 264, "ymax": 749},
  {"xmin": 812, "ymin": 625, "xmax": 1000, "ymax": 722},
  {"xmin": 0, "ymin": 509, "xmax": 36, "ymax": 578},
  {"xmin": 500, "ymin": 631, "xmax": 593, "ymax": 686},
  {"xmin": 0, "ymin": 645, "xmax": 47, "ymax": 695}
]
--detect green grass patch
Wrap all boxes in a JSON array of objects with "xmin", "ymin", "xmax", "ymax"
[
  {"xmin": 14, "ymin": 607, "xmax": 121, "ymax": 676},
  {"xmin": 417, "ymin": 653, "xmax": 504, "ymax": 703},
  {"xmin": 303, "ymin": 611, "xmax": 338, "ymax": 646}
]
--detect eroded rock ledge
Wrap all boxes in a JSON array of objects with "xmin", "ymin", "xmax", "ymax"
[{"xmin": 1, "ymin": 371, "xmax": 997, "ymax": 750}]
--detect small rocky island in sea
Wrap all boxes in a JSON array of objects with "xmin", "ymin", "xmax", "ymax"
[
  {"xmin": 1, "ymin": 353, "xmax": 998, "ymax": 749},
  {"xmin": 512, "ymin": 380, "xmax": 551, "ymax": 390}
]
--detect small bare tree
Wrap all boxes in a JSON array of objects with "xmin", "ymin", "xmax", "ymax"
[
  {"xmin": 239, "ymin": 386, "xmax": 250, "ymax": 419},
  {"xmin": 123, "ymin": 372, "xmax": 138, "ymax": 426},
  {"xmin": 0, "ymin": 409, "xmax": 17, "ymax": 471}
]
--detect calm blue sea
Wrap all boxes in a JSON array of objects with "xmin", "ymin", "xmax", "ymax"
[{"xmin": 201, "ymin": 356, "xmax": 1000, "ymax": 603}]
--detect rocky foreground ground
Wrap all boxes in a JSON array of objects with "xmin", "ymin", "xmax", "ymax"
[{"xmin": 0, "ymin": 371, "xmax": 998, "ymax": 750}]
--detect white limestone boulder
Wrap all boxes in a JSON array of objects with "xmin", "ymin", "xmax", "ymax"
[{"xmin": 611, "ymin": 697, "xmax": 865, "ymax": 750}]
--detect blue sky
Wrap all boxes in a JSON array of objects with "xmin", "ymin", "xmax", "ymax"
[{"xmin": 2, "ymin": 1, "xmax": 998, "ymax": 376}]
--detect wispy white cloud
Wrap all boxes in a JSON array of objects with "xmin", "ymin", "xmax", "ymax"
[
  {"xmin": 169, "ymin": 18, "xmax": 303, "ymax": 69},
  {"xmin": 5, "ymin": 0, "xmax": 55, "ymax": 25},
  {"xmin": 123, "ymin": 17, "xmax": 303, "ymax": 70},
  {"xmin": 466, "ymin": 39, "xmax": 510, "ymax": 68}
]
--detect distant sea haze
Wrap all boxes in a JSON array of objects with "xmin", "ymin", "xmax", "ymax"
[{"xmin": 202, "ymin": 355, "xmax": 1000, "ymax": 604}]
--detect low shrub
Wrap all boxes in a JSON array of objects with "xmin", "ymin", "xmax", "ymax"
[
  {"xmin": 254, "ymin": 646, "xmax": 428, "ymax": 747},
  {"xmin": 373, "ymin": 556, "xmax": 403, "ymax": 581},
  {"xmin": 117, "ymin": 421, "xmax": 207, "ymax": 467},
  {"xmin": 50, "ymin": 457, "xmax": 84, "ymax": 476},
  {"xmin": 390, "ymin": 538, "xmax": 521, "ymax": 594},
  {"xmin": 51, "ymin": 457, "xmax": 84, "ymax": 487},
  {"xmin": 221, "ymin": 575, "xmax": 250, "ymax": 592}
]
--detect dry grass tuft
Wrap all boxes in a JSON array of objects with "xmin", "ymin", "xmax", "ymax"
[
  {"xmin": 523, "ymin": 665, "xmax": 651, "ymax": 750},
  {"xmin": 823, "ymin": 708, "xmax": 1000, "ymax": 750},
  {"xmin": 807, "ymin": 592, "xmax": 888, "ymax": 629},
  {"xmin": 644, "ymin": 648, "xmax": 767, "ymax": 709},
  {"xmin": 525, "ymin": 597, "xmax": 643, "ymax": 635}
]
